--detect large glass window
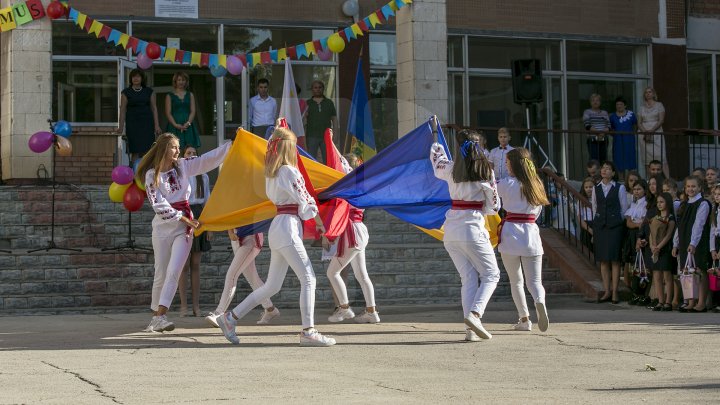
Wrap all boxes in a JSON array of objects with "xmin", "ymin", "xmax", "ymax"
[
  {"xmin": 52, "ymin": 21, "xmax": 126, "ymax": 56},
  {"xmin": 369, "ymin": 70, "xmax": 397, "ymax": 151},
  {"xmin": 468, "ymin": 38, "xmax": 560, "ymax": 71},
  {"xmin": 224, "ymin": 27, "xmax": 334, "ymax": 60},
  {"xmin": 370, "ymin": 33, "xmax": 396, "ymax": 66},
  {"xmin": 447, "ymin": 36, "xmax": 463, "ymax": 68},
  {"xmin": 132, "ymin": 23, "xmax": 219, "ymax": 55},
  {"xmin": 688, "ymin": 53, "xmax": 714, "ymax": 129},
  {"xmin": 52, "ymin": 61, "xmax": 117, "ymax": 122},
  {"xmin": 566, "ymin": 41, "xmax": 647, "ymax": 74}
]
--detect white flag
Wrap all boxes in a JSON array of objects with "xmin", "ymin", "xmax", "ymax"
[{"xmin": 278, "ymin": 58, "xmax": 305, "ymax": 138}]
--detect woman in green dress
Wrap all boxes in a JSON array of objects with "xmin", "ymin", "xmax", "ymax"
[{"xmin": 165, "ymin": 72, "xmax": 201, "ymax": 149}]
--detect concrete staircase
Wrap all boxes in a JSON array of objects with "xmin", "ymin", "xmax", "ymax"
[{"xmin": 0, "ymin": 185, "xmax": 575, "ymax": 314}]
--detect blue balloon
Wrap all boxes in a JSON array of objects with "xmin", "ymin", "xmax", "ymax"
[
  {"xmin": 210, "ymin": 65, "xmax": 227, "ymax": 78},
  {"xmin": 132, "ymin": 158, "xmax": 141, "ymax": 174},
  {"xmin": 54, "ymin": 120, "xmax": 72, "ymax": 137}
]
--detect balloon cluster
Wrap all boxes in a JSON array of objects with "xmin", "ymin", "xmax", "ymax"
[
  {"xmin": 28, "ymin": 120, "xmax": 73, "ymax": 156},
  {"xmin": 108, "ymin": 164, "xmax": 146, "ymax": 212}
]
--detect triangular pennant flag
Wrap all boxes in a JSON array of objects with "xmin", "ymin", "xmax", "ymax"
[
  {"xmin": 83, "ymin": 17, "xmax": 93, "ymax": 32},
  {"xmin": 68, "ymin": 7, "xmax": 78, "ymax": 21},
  {"xmin": 137, "ymin": 40, "xmax": 148, "ymax": 55},
  {"xmin": 344, "ymin": 27, "xmax": 355, "ymax": 40},
  {"xmin": 174, "ymin": 49, "xmax": 185, "ymax": 63},
  {"xmin": 238, "ymin": 53, "xmax": 247, "ymax": 67},
  {"xmin": 126, "ymin": 37, "xmax": 139, "ymax": 53},
  {"xmin": 218, "ymin": 54, "xmax": 227, "ymax": 68},
  {"xmin": 338, "ymin": 29, "xmax": 348, "ymax": 43},
  {"xmin": 89, "ymin": 20, "xmax": 103, "ymax": 37},
  {"xmin": 395, "ymin": 0, "xmax": 406, "ymax": 8},
  {"xmin": 164, "ymin": 48, "xmax": 177, "ymax": 62},
  {"xmin": 75, "ymin": 12, "xmax": 86, "ymax": 28},
  {"xmin": 368, "ymin": 12, "xmax": 381, "ymax": 27},
  {"xmin": 389, "ymin": 1, "xmax": 399, "ymax": 11},
  {"xmin": 304, "ymin": 41, "xmax": 316, "ymax": 56},
  {"xmin": 159, "ymin": 46, "xmax": 166, "ymax": 59},
  {"xmin": 296, "ymin": 44, "xmax": 307, "ymax": 59},
  {"xmin": 278, "ymin": 48, "xmax": 287, "ymax": 61},
  {"xmin": 99, "ymin": 25, "xmax": 112, "ymax": 40},
  {"xmin": 118, "ymin": 33, "xmax": 129, "ymax": 48},
  {"xmin": 351, "ymin": 24, "xmax": 363, "ymax": 37},
  {"xmin": 375, "ymin": 9, "xmax": 386, "ymax": 24},
  {"xmin": 200, "ymin": 53, "xmax": 210, "ymax": 66},
  {"xmin": 209, "ymin": 53, "xmax": 218, "ymax": 67},
  {"xmin": 381, "ymin": 4, "xmax": 395, "ymax": 19},
  {"xmin": 108, "ymin": 29, "xmax": 121, "ymax": 44},
  {"xmin": 260, "ymin": 51, "xmax": 272, "ymax": 64},
  {"xmin": 269, "ymin": 49, "xmax": 278, "ymax": 62},
  {"xmin": 182, "ymin": 51, "xmax": 192, "ymax": 64},
  {"xmin": 320, "ymin": 37, "xmax": 329, "ymax": 50},
  {"xmin": 287, "ymin": 46, "xmax": 297, "ymax": 60},
  {"xmin": 358, "ymin": 19, "xmax": 370, "ymax": 32},
  {"xmin": 190, "ymin": 52, "xmax": 201, "ymax": 66},
  {"xmin": 251, "ymin": 52, "xmax": 261, "ymax": 66},
  {"xmin": 313, "ymin": 39, "xmax": 322, "ymax": 53},
  {"xmin": 246, "ymin": 53, "xmax": 254, "ymax": 66}
]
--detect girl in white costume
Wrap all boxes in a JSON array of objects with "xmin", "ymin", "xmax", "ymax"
[
  {"xmin": 497, "ymin": 147, "xmax": 550, "ymax": 332},
  {"xmin": 326, "ymin": 153, "xmax": 380, "ymax": 324},
  {"xmin": 136, "ymin": 133, "xmax": 231, "ymax": 332},
  {"xmin": 204, "ymin": 231, "xmax": 281, "ymax": 327},
  {"xmin": 431, "ymin": 129, "xmax": 501, "ymax": 341},
  {"xmin": 216, "ymin": 127, "xmax": 336, "ymax": 346}
]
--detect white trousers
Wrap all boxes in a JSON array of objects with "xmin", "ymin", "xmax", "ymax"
[
  {"xmin": 214, "ymin": 240, "xmax": 273, "ymax": 314},
  {"xmin": 500, "ymin": 253, "xmax": 545, "ymax": 318},
  {"xmin": 444, "ymin": 239, "xmax": 500, "ymax": 318},
  {"xmin": 230, "ymin": 239, "xmax": 316, "ymax": 328},
  {"xmin": 151, "ymin": 231, "xmax": 193, "ymax": 311},
  {"xmin": 327, "ymin": 248, "xmax": 376, "ymax": 308}
]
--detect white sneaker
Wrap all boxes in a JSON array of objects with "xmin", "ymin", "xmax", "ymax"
[
  {"xmin": 143, "ymin": 316, "xmax": 160, "ymax": 332},
  {"xmin": 513, "ymin": 319, "xmax": 532, "ymax": 331},
  {"xmin": 463, "ymin": 314, "xmax": 492, "ymax": 339},
  {"xmin": 535, "ymin": 302, "xmax": 549, "ymax": 332},
  {"xmin": 354, "ymin": 311, "xmax": 380, "ymax": 324},
  {"xmin": 328, "ymin": 306, "xmax": 355, "ymax": 323},
  {"xmin": 205, "ymin": 312, "xmax": 221, "ymax": 328},
  {"xmin": 217, "ymin": 312, "xmax": 240, "ymax": 345},
  {"xmin": 257, "ymin": 308, "xmax": 280, "ymax": 325},
  {"xmin": 154, "ymin": 315, "xmax": 175, "ymax": 332},
  {"xmin": 465, "ymin": 329, "xmax": 481, "ymax": 342},
  {"xmin": 299, "ymin": 328, "xmax": 336, "ymax": 347}
]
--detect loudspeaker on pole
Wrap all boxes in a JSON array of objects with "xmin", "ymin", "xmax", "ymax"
[{"xmin": 511, "ymin": 59, "xmax": 543, "ymax": 104}]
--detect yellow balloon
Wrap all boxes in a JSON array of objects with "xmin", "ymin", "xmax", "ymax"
[
  {"xmin": 327, "ymin": 34, "xmax": 346, "ymax": 53},
  {"xmin": 134, "ymin": 176, "xmax": 146, "ymax": 191},
  {"xmin": 108, "ymin": 182, "xmax": 131, "ymax": 203}
]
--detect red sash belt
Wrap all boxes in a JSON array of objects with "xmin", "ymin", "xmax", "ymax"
[
  {"xmin": 276, "ymin": 204, "xmax": 299, "ymax": 216},
  {"xmin": 451, "ymin": 200, "xmax": 484, "ymax": 210},
  {"xmin": 171, "ymin": 200, "xmax": 193, "ymax": 237},
  {"xmin": 239, "ymin": 233, "xmax": 263, "ymax": 250},
  {"xmin": 497, "ymin": 213, "xmax": 537, "ymax": 244},
  {"xmin": 338, "ymin": 209, "xmax": 364, "ymax": 257}
]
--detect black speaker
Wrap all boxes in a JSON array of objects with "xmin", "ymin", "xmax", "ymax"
[{"xmin": 511, "ymin": 59, "xmax": 543, "ymax": 104}]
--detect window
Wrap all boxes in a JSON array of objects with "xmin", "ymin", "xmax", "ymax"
[
  {"xmin": 52, "ymin": 61, "xmax": 117, "ymax": 122},
  {"xmin": 566, "ymin": 41, "xmax": 647, "ymax": 74},
  {"xmin": 224, "ymin": 26, "xmax": 334, "ymax": 60},
  {"xmin": 688, "ymin": 53, "xmax": 714, "ymax": 129},
  {"xmin": 132, "ymin": 23, "xmax": 219, "ymax": 55},
  {"xmin": 370, "ymin": 33, "xmax": 396, "ymax": 66},
  {"xmin": 369, "ymin": 70, "xmax": 397, "ymax": 151},
  {"xmin": 467, "ymin": 38, "xmax": 560, "ymax": 71},
  {"xmin": 52, "ymin": 21, "xmax": 126, "ymax": 56},
  {"xmin": 447, "ymin": 36, "xmax": 463, "ymax": 68}
]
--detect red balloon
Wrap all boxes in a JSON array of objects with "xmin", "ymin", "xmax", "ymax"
[
  {"xmin": 47, "ymin": 1, "xmax": 65, "ymax": 19},
  {"xmin": 146, "ymin": 42, "xmax": 161, "ymax": 60},
  {"xmin": 123, "ymin": 183, "xmax": 145, "ymax": 212}
]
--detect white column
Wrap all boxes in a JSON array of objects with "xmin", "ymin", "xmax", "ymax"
[
  {"xmin": 396, "ymin": 0, "xmax": 448, "ymax": 138},
  {"xmin": 0, "ymin": 0, "xmax": 53, "ymax": 181}
]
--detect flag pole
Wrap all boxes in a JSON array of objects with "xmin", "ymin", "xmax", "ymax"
[
  {"xmin": 344, "ymin": 45, "xmax": 365, "ymax": 154},
  {"xmin": 430, "ymin": 115, "xmax": 438, "ymax": 143}
]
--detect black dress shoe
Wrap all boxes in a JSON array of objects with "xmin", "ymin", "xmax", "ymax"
[
  {"xmin": 652, "ymin": 304, "xmax": 663, "ymax": 311},
  {"xmin": 689, "ymin": 307, "xmax": 707, "ymax": 313},
  {"xmin": 662, "ymin": 304, "xmax": 673, "ymax": 311},
  {"xmin": 597, "ymin": 296, "xmax": 612, "ymax": 303}
]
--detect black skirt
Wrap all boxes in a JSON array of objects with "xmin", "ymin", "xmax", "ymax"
[{"xmin": 594, "ymin": 224, "xmax": 625, "ymax": 262}]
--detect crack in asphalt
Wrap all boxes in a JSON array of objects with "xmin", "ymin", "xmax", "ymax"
[
  {"xmin": 42, "ymin": 361, "xmax": 122, "ymax": 404},
  {"xmin": 540, "ymin": 335, "xmax": 680, "ymax": 362}
]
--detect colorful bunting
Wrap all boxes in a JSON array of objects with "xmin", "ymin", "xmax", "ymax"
[
  {"xmin": 358, "ymin": 19, "xmax": 370, "ymax": 32},
  {"xmin": 88, "ymin": 19, "xmax": 103, "ymax": 37},
  {"xmin": 269, "ymin": 49, "xmax": 278, "ymax": 62},
  {"xmin": 12, "ymin": 2, "xmax": 33, "ymax": 26},
  {"xmin": 83, "ymin": 16, "xmax": 93, "ymax": 32},
  {"xmin": 277, "ymin": 48, "xmax": 287, "ymax": 61},
  {"xmin": 0, "ymin": 7, "xmax": 17, "ymax": 32},
  {"xmin": 381, "ymin": 4, "xmax": 395, "ymax": 19},
  {"xmin": 287, "ymin": 46, "xmax": 297, "ymax": 60},
  {"xmin": 251, "ymin": 52, "xmax": 261, "ymax": 66},
  {"xmin": 338, "ymin": 29, "xmax": 348, "ymax": 43},
  {"xmin": 165, "ymin": 47, "xmax": 177, "ymax": 62},
  {"xmin": 296, "ymin": 44, "xmax": 307, "ymax": 59},
  {"xmin": 99, "ymin": 25, "xmax": 111, "ymax": 40},
  {"xmin": 108, "ymin": 29, "xmax": 121, "ymax": 45},
  {"xmin": 320, "ymin": 37, "xmax": 329, "ymax": 51},
  {"xmin": 174, "ymin": 49, "xmax": 185, "ymax": 63},
  {"xmin": 26, "ymin": 0, "xmax": 45, "ymax": 20},
  {"xmin": 304, "ymin": 41, "xmax": 316, "ymax": 56},
  {"xmin": 137, "ymin": 40, "xmax": 148, "ymax": 55},
  {"xmin": 209, "ymin": 53, "xmax": 218, "ymax": 67},
  {"xmin": 344, "ymin": 27, "xmax": 355, "ymax": 40},
  {"xmin": 389, "ymin": 1, "xmax": 399, "ymax": 12},
  {"xmin": 118, "ymin": 33, "xmax": 129, "ymax": 48},
  {"xmin": 218, "ymin": 53, "xmax": 227, "ymax": 68},
  {"xmin": 200, "ymin": 53, "xmax": 210, "ymax": 66},
  {"xmin": 368, "ymin": 12, "xmax": 381, "ymax": 27},
  {"xmin": 260, "ymin": 51, "xmax": 271, "ymax": 64},
  {"xmin": 75, "ymin": 12, "xmax": 86, "ymax": 28},
  {"xmin": 190, "ymin": 51, "xmax": 201, "ymax": 66},
  {"xmin": 351, "ymin": 23, "xmax": 363, "ymax": 37},
  {"xmin": 126, "ymin": 36, "xmax": 139, "ymax": 53}
]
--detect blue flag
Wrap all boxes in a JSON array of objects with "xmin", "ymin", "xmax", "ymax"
[
  {"xmin": 319, "ymin": 118, "xmax": 451, "ymax": 230},
  {"xmin": 347, "ymin": 58, "xmax": 376, "ymax": 162}
]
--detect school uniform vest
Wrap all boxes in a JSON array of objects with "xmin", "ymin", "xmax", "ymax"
[
  {"xmin": 677, "ymin": 198, "xmax": 711, "ymax": 257},
  {"xmin": 594, "ymin": 183, "xmax": 623, "ymax": 228}
]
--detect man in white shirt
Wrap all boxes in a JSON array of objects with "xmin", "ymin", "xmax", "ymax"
[
  {"xmin": 248, "ymin": 78, "xmax": 277, "ymax": 138},
  {"xmin": 489, "ymin": 127, "xmax": 515, "ymax": 181}
]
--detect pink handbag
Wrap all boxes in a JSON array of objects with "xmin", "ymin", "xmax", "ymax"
[
  {"xmin": 708, "ymin": 261, "xmax": 720, "ymax": 292},
  {"xmin": 679, "ymin": 254, "xmax": 700, "ymax": 299}
]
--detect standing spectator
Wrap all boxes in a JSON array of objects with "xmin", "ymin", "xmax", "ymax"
[
  {"xmin": 304, "ymin": 80, "xmax": 337, "ymax": 162},
  {"xmin": 249, "ymin": 78, "xmax": 277, "ymax": 138},
  {"xmin": 644, "ymin": 192, "xmax": 676, "ymax": 311},
  {"xmin": 592, "ymin": 161, "xmax": 629, "ymax": 303},
  {"xmin": 178, "ymin": 146, "xmax": 210, "ymax": 317},
  {"xmin": 577, "ymin": 177, "xmax": 595, "ymax": 250},
  {"xmin": 705, "ymin": 167, "xmax": 718, "ymax": 199},
  {"xmin": 117, "ymin": 69, "xmax": 162, "ymax": 162},
  {"xmin": 623, "ymin": 180, "xmax": 647, "ymax": 302},
  {"xmin": 165, "ymin": 72, "xmax": 200, "ymax": 149},
  {"xmin": 638, "ymin": 87, "xmax": 669, "ymax": 178},
  {"xmin": 586, "ymin": 159, "xmax": 600, "ymax": 180},
  {"xmin": 489, "ymin": 128, "xmax": 515, "ymax": 181},
  {"xmin": 583, "ymin": 93, "xmax": 610, "ymax": 163},
  {"xmin": 609, "ymin": 96, "xmax": 638, "ymax": 179},
  {"xmin": 648, "ymin": 160, "xmax": 664, "ymax": 179}
]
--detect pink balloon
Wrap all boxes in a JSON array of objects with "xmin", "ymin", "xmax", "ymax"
[
  {"xmin": 28, "ymin": 131, "xmax": 54, "ymax": 153},
  {"xmin": 226, "ymin": 55, "xmax": 243, "ymax": 75},
  {"xmin": 317, "ymin": 48, "xmax": 333, "ymax": 61},
  {"xmin": 111, "ymin": 166, "xmax": 134, "ymax": 185},
  {"xmin": 137, "ymin": 52, "xmax": 153, "ymax": 70}
]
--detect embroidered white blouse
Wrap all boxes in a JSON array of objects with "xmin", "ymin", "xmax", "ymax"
[
  {"xmin": 145, "ymin": 141, "xmax": 231, "ymax": 236},
  {"xmin": 497, "ymin": 177, "xmax": 543, "ymax": 256},
  {"xmin": 431, "ymin": 143, "xmax": 499, "ymax": 242},
  {"xmin": 266, "ymin": 165, "xmax": 318, "ymax": 249}
]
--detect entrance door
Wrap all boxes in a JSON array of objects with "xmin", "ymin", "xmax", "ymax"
[{"xmin": 117, "ymin": 59, "xmax": 137, "ymax": 166}]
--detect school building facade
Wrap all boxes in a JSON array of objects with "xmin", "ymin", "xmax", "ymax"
[{"xmin": 1, "ymin": 0, "xmax": 719, "ymax": 183}]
